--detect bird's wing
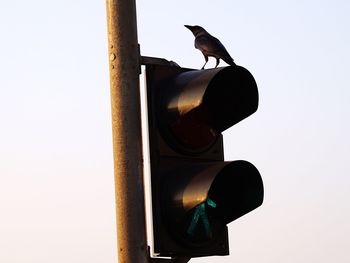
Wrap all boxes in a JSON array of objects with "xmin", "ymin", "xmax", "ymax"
[
  {"xmin": 195, "ymin": 35, "xmax": 233, "ymax": 61},
  {"xmin": 195, "ymin": 36, "xmax": 226, "ymax": 56}
]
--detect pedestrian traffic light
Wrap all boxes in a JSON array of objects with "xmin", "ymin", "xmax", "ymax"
[{"xmin": 145, "ymin": 62, "xmax": 263, "ymax": 258}]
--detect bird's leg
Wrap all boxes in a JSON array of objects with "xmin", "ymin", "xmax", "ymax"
[
  {"xmin": 215, "ymin": 58, "xmax": 220, "ymax": 68},
  {"xmin": 201, "ymin": 55, "xmax": 208, "ymax": 70}
]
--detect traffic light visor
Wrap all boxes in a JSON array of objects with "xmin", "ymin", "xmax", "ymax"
[
  {"xmin": 208, "ymin": 160, "xmax": 263, "ymax": 224},
  {"xmin": 163, "ymin": 160, "xmax": 263, "ymax": 247},
  {"xmin": 162, "ymin": 66, "xmax": 259, "ymax": 151}
]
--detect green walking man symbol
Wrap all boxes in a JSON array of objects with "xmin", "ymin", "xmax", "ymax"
[{"xmin": 187, "ymin": 198, "xmax": 217, "ymax": 238}]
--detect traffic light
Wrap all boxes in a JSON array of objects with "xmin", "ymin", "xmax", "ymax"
[{"xmin": 145, "ymin": 62, "xmax": 263, "ymax": 258}]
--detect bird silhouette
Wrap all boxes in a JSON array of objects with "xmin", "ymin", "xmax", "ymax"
[{"xmin": 185, "ymin": 25, "xmax": 236, "ymax": 69}]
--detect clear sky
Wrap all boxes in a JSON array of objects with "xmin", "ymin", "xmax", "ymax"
[{"xmin": 1, "ymin": 0, "xmax": 350, "ymax": 263}]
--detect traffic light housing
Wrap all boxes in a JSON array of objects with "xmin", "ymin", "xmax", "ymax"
[{"xmin": 145, "ymin": 63, "xmax": 263, "ymax": 258}]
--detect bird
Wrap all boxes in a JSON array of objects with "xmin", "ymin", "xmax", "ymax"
[{"xmin": 184, "ymin": 25, "xmax": 236, "ymax": 69}]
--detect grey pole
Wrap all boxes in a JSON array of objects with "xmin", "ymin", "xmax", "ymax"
[{"xmin": 106, "ymin": 1, "xmax": 148, "ymax": 262}]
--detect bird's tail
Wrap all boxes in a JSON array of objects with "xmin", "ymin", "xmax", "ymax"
[{"xmin": 223, "ymin": 57, "xmax": 236, "ymax": 66}]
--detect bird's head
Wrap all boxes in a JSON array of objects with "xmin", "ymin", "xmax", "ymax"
[{"xmin": 184, "ymin": 25, "xmax": 206, "ymax": 37}]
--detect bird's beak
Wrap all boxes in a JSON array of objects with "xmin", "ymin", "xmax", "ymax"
[{"xmin": 184, "ymin": 25, "xmax": 195, "ymax": 34}]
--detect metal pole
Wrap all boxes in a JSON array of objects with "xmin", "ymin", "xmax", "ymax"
[{"xmin": 106, "ymin": 1, "xmax": 148, "ymax": 263}]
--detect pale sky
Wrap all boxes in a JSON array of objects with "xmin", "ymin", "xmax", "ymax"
[{"xmin": 1, "ymin": 1, "xmax": 350, "ymax": 263}]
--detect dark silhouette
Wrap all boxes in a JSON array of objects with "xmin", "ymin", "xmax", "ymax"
[{"xmin": 185, "ymin": 25, "xmax": 236, "ymax": 69}]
